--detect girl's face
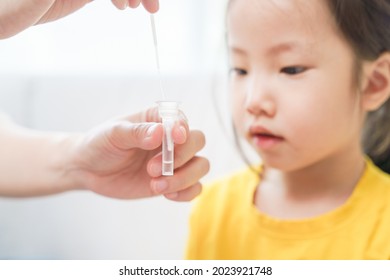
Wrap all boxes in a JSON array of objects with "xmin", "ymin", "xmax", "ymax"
[{"xmin": 228, "ymin": 0, "xmax": 366, "ymax": 171}]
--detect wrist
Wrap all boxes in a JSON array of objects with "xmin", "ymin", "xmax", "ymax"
[{"xmin": 53, "ymin": 133, "xmax": 87, "ymax": 193}]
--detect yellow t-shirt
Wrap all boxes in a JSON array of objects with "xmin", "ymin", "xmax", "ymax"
[{"xmin": 186, "ymin": 160, "xmax": 390, "ymax": 259}]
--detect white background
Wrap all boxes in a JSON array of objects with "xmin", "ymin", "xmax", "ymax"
[{"xmin": 0, "ymin": 0, "xmax": 251, "ymax": 259}]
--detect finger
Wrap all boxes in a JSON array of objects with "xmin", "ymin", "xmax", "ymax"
[
  {"xmin": 120, "ymin": 106, "xmax": 188, "ymax": 125},
  {"xmin": 164, "ymin": 183, "xmax": 202, "ymax": 202},
  {"xmin": 111, "ymin": 0, "xmax": 128, "ymax": 10},
  {"xmin": 128, "ymin": 0, "xmax": 141, "ymax": 9},
  {"xmin": 119, "ymin": 106, "xmax": 160, "ymax": 123},
  {"xmin": 171, "ymin": 122, "xmax": 187, "ymax": 145},
  {"xmin": 147, "ymin": 130, "xmax": 206, "ymax": 177},
  {"xmin": 111, "ymin": 0, "xmax": 158, "ymax": 12},
  {"xmin": 150, "ymin": 156, "xmax": 210, "ymax": 194},
  {"xmin": 119, "ymin": 107, "xmax": 189, "ymax": 144},
  {"xmin": 172, "ymin": 114, "xmax": 189, "ymax": 145},
  {"xmin": 126, "ymin": 106, "xmax": 187, "ymax": 123},
  {"xmin": 157, "ymin": 110, "xmax": 189, "ymax": 145},
  {"xmin": 107, "ymin": 121, "xmax": 163, "ymax": 150},
  {"xmin": 37, "ymin": 0, "xmax": 92, "ymax": 24},
  {"xmin": 141, "ymin": 0, "xmax": 159, "ymax": 13}
]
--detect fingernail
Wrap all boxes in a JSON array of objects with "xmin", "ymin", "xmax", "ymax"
[
  {"xmin": 165, "ymin": 192, "xmax": 178, "ymax": 199},
  {"xmin": 179, "ymin": 111, "xmax": 188, "ymax": 123},
  {"xmin": 123, "ymin": 1, "xmax": 128, "ymax": 9},
  {"xmin": 154, "ymin": 180, "xmax": 168, "ymax": 193},
  {"xmin": 179, "ymin": 125, "xmax": 187, "ymax": 139},
  {"xmin": 146, "ymin": 124, "xmax": 159, "ymax": 138}
]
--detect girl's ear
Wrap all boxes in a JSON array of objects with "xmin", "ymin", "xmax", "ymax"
[{"xmin": 361, "ymin": 52, "xmax": 390, "ymax": 111}]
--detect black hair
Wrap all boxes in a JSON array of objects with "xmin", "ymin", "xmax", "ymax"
[{"xmin": 326, "ymin": 0, "xmax": 390, "ymax": 174}]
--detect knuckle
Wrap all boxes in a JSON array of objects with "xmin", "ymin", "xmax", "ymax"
[
  {"xmin": 198, "ymin": 156, "xmax": 211, "ymax": 175},
  {"xmin": 146, "ymin": 106, "xmax": 159, "ymax": 122},
  {"xmin": 174, "ymin": 153, "xmax": 184, "ymax": 167},
  {"xmin": 182, "ymin": 183, "xmax": 203, "ymax": 201},
  {"xmin": 193, "ymin": 182, "xmax": 203, "ymax": 195},
  {"xmin": 110, "ymin": 121, "xmax": 124, "ymax": 135},
  {"xmin": 173, "ymin": 172, "xmax": 186, "ymax": 189},
  {"xmin": 193, "ymin": 130, "xmax": 206, "ymax": 149},
  {"xmin": 131, "ymin": 123, "xmax": 149, "ymax": 139},
  {"xmin": 107, "ymin": 122, "xmax": 126, "ymax": 145}
]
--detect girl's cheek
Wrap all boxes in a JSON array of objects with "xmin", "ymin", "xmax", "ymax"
[{"xmin": 231, "ymin": 88, "xmax": 248, "ymax": 135}]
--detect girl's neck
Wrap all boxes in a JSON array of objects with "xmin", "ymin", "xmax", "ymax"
[{"xmin": 255, "ymin": 145, "xmax": 366, "ymax": 219}]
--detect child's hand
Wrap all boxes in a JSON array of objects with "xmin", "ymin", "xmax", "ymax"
[
  {"xmin": 68, "ymin": 107, "xmax": 209, "ymax": 201},
  {"xmin": 0, "ymin": 0, "xmax": 159, "ymax": 39}
]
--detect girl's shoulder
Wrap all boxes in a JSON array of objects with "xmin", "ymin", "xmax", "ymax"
[
  {"xmin": 359, "ymin": 160, "xmax": 390, "ymax": 219},
  {"xmin": 365, "ymin": 160, "xmax": 390, "ymax": 190}
]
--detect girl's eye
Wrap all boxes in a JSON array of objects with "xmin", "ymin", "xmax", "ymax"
[
  {"xmin": 230, "ymin": 67, "xmax": 248, "ymax": 76},
  {"xmin": 280, "ymin": 66, "xmax": 306, "ymax": 75}
]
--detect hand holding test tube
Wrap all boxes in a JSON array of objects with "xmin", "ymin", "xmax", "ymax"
[
  {"xmin": 158, "ymin": 101, "xmax": 179, "ymax": 176},
  {"xmin": 151, "ymin": 16, "xmax": 180, "ymax": 176}
]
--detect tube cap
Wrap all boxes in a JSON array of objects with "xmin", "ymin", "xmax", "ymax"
[{"xmin": 157, "ymin": 101, "xmax": 179, "ymax": 118}]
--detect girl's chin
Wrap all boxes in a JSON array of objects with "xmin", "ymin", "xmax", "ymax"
[{"xmin": 255, "ymin": 154, "xmax": 299, "ymax": 172}]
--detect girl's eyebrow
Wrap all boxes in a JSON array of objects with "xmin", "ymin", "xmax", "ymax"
[
  {"xmin": 228, "ymin": 46, "xmax": 247, "ymax": 55},
  {"xmin": 229, "ymin": 42, "xmax": 310, "ymax": 56},
  {"xmin": 267, "ymin": 42, "xmax": 308, "ymax": 55}
]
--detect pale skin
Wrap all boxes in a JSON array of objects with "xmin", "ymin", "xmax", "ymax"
[
  {"xmin": 0, "ymin": 108, "xmax": 209, "ymax": 201},
  {"xmin": 228, "ymin": 0, "xmax": 390, "ymax": 219},
  {"xmin": 0, "ymin": 0, "xmax": 211, "ymax": 201},
  {"xmin": 0, "ymin": 0, "xmax": 159, "ymax": 39}
]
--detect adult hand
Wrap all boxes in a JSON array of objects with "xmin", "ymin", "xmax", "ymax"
[
  {"xmin": 68, "ymin": 107, "xmax": 209, "ymax": 201},
  {"xmin": 0, "ymin": 0, "xmax": 159, "ymax": 39},
  {"xmin": 111, "ymin": 0, "xmax": 159, "ymax": 12}
]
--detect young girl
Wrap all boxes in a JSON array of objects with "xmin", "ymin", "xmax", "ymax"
[{"xmin": 186, "ymin": 0, "xmax": 390, "ymax": 259}]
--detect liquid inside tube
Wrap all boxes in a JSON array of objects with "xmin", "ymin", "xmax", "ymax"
[
  {"xmin": 162, "ymin": 118, "xmax": 174, "ymax": 176},
  {"xmin": 158, "ymin": 101, "xmax": 179, "ymax": 176}
]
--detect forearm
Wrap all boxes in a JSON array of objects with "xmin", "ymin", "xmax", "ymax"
[{"xmin": 0, "ymin": 116, "xmax": 82, "ymax": 197}]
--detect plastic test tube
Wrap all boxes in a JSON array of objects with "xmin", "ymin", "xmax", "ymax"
[{"xmin": 158, "ymin": 101, "xmax": 179, "ymax": 176}]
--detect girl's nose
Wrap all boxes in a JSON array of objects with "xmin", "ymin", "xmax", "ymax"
[{"xmin": 245, "ymin": 76, "xmax": 276, "ymax": 117}]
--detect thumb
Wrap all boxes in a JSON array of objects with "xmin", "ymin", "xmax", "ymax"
[{"xmin": 108, "ymin": 122, "xmax": 163, "ymax": 150}]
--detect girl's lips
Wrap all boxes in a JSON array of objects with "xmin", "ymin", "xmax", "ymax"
[
  {"xmin": 252, "ymin": 134, "xmax": 284, "ymax": 150},
  {"xmin": 249, "ymin": 125, "xmax": 284, "ymax": 150}
]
